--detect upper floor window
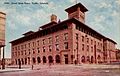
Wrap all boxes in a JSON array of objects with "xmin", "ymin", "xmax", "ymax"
[
  {"xmin": 55, "ymin": 35, "xmax": 59, "ymax": 42},
  {"xmin": 87, "ymin": 38, "xmax": 89, "ymax": 43},
  {"xmin": 87, "ymin": 45, "xmax": 89, "ymax": 51},
  {"xmin": 64, "ymin": 33, "xmax": 68, "ymax": 40},
  {"xmin": 37, "ymin": 40, "xmax": 39, "ymax": 46},
  {"xmin": 76, "ymin": 42, "xmax": 78, "ymax": 50},
  {"xmin": 82, "ymin": 44, "xmax": 84, "ymax": 51},
  {"xmin": 76, "ymin": 33, "xmax": 78, "ymax": 40},
  {"xmin": 49, "ymin": 45, "xmax": 52, "ymax": 52},
  {"xmin": 56, "ymin": 44, "xmax": 59, "ymax": 51},
  {"xmin": 28, "ymin": 43, "xmax": 30, "ymax": 47},
  {"xmin": 82, "ymin": 36, "xmax": 84, "ymax": 42},
  {"xmin": 48, "ymin": 37, "xmax": 52, "ymax": 44},
  {"xmin": 64, "ymin": 42, "xmax": 68, "ymax": 49},
  {"xmin": 33, "ymin": 42, "xmax": 35, "ymax": 47},
  {"xmin": 91, "ymin": 39, "xmax": 93, "ymax": 45},
  {"xmin": 42, "ymin": 39, "xmax": 45, "ymax": 45},
  {"xmin": 37, "ymin": 48, "xmax": 40, "ymax": 53},
  {"xmin": 91, "ymin": 47, "xmax": 93, "ymax": 52},
  {"xmin": 43, "ymin": 47, "xmax": 45, "ymax": 52}
]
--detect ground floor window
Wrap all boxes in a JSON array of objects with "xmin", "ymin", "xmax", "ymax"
[
  {"xmin": 32, "ymin": 57, "xmax": 36, "ymax": 64},
  {"xmin": 55, "ymin": 55, "xmax": 60, "ymax": 63},
  {"xmin": 81, "ymin": 56, "xmax": 85, "ymax": 63},
  {"xmin": 91, "ymin": 56, "xmax": 94, "ymax": 63}
]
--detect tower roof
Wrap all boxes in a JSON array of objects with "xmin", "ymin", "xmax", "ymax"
[{"xmin": 65, "ymin": 3, "xmax": 88, "ymax": 13}]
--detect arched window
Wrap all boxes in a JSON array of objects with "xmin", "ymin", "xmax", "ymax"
[
  {"xmin": 32, "ymin": 57, "xmax": 36, "ymax": 64},
  {"xmin": 43, "ymin": 56, "xmax": 46, "ymax": 63},
  {"xmin": 81, "ymin": 56, "xmax": 85, "ymax": 63},
  {"xmin": 91, "ymin": 56, "xmax": 94, "ymax": 63},
  {"xmin": 55, "ymin": 55, "xmax": 60, "ymax": 63},
  {"xmin": 37, "ymin": 57, "xmax": 41, "ymax": 63},
  {"xmin": 48, "ymin": 56, "xmax": 53, "ymax": 63}
]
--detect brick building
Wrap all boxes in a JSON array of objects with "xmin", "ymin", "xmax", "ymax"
[{"xmin": 10, "ymin": 3, "xmax": 117, "ymax": 65}]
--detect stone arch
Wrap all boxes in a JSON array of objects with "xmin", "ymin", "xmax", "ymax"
[{"xmin": 48, "ymin": 56, "xmax": 53, "ymax": 63}]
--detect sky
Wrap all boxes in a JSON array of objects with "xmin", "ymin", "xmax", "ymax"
[{"xmin": 0, "ymin": 0, "xmax": 120, "ymax": 58}]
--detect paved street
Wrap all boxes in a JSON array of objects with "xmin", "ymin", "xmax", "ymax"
[{"xmin": 0, "ymin": 64, "xmax": 120, "ymax": 76}]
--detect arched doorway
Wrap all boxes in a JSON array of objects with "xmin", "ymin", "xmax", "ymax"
[
  {"xmin": 37, "ymin": 57, "xmax": 41, "ymax": 63},
  {"xmin": 48, "ymin": 56, "xmax": 53, "ymax": 63},
  {"xmin": 81, "ymin": 56, "xmax": 85, "ymax": 63},
  {"xmin": 97, "ymin": 55, "xmax": 101, "ymax": 63},
  {"xmin": 55, "ymin": 55, "xmax": 60, "ymax": 63},
  {"xmin": 25, "ymin": 58, "xmax": 27, "ymax": 65},
  {"xmin": 43, "ymin": 56, "xmax": 46, "ymax": 63}
]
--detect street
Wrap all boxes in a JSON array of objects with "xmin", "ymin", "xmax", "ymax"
[{"xmin": 0, "ymin": 64, "xmax": 120, "ymax": 76}]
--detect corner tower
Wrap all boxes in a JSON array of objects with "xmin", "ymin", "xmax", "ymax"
[{"xmin": 65, "ymin": 3, "xmax": 88, "ymax": 23}]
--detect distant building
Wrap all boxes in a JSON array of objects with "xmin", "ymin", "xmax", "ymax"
[
  {"xmin": 0, "ymin": 12, "xmax": 6, "ymax": 68},
  {"xmin": 10, "ymin": 3, "xmax": 117, "ymax": 65}
]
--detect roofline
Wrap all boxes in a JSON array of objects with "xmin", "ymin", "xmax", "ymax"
[
  {"xmin": 10, "ymin": 18, "xmax": 117, "ymax": 45},
  {"xmin": 65, "ymin": 3, "xmax": 88, "ymax": 12}
]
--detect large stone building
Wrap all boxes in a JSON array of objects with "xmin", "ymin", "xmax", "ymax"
[
  {"xmin": 10, "ymin": 3, "xmax": 117, "ymax": 65},
  {"xmin": 0, "ymin": 12, "xmax": 6, "ymax": 68}
]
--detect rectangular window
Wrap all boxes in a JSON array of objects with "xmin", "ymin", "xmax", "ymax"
[
  {"xmin": 64, "ymin": 42, "xmax": 68, "ymax": 49},
  {"xmin": 87, "ymin": 38, "xmax": 89, "ymax": 43},
  {"xmin": 76, "ymin": 42, "xmax": 78, "ymax": 49},
  {"xmin": 76, "ymin": 33, "xmax": 78, "ymax": 40},
  {"xmin": 28, "ymin": 43, "xmax": 30, "ymax": 47},
  {"xmin": 91, "ymin": 47, "xmax": 93, "ymax": 52},
  {"xmin": 55, "ymin": 36, "xmax": 59, "ymax": 42},
  {"xmin": 37, "ymin": 48, "xmax": 40, "ymax": 53},
  {"xmin": 64, "ymin": 33, "xmax": 68, "ymax": 40},
  {"xmin": 33, "ymin": 42, "xmax": 35, "ymax": 47},
  {"xmin": 91, "ymin": 39, "xmax": 93, "ymax": 45},
  {"xmin": 82, "ymin": 44, "xmax": 84, "ymax": 51},
  {"xmin": 24, "ymin": 44, "xmax": 26, "ymax": 49},
  {"xmin": 56, "ymin": 44, "xmax": 59, "ymax": 51},
  {"xmin": 49, "ymin": 45, "xmax": 52, "ymax": 52},
  {"xmin": 37, "ymin": 40, "xmax": 39, "ymax": 46},
  {"xmin": 48, "ymin": 37, "xmax": 52, "ymax": 44},
  {"xmin": 87, "ymin": 45, "xmax": 89, "ymax": 51},
  {"xmin": 43, "ymin": 47, "xmax": 45, "ymax": 52},
  {"xmin": 42, "ymin": 39, "xmax": 45, "ymax": 45},
  {"xmin": 82, "ymin": 36, "xmax": 84, "ymax": 42}
]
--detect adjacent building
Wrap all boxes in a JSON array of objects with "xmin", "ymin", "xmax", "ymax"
[
  {"xmin": 10, "ymin": 3, "xmax": 117, "ymax": 65},
  {"xmin": 0, "ymin": 12, "xmax": 6, "ymax": 68}
]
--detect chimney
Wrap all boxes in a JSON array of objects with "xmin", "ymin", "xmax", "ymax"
[{"xmin": 51, "ymin": 14, "xmax": 57, "ymax": 22}]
